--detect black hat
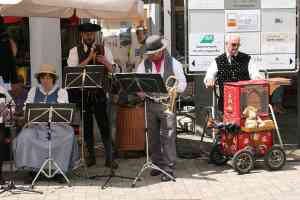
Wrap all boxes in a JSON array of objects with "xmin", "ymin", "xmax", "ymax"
[
  {"xmin": 144, "ymin": 35, "xmax": 167, "ymax": 55},
  {"xmin": 78, "ymin": 23, "xmax": 101, "ymax": 32}
]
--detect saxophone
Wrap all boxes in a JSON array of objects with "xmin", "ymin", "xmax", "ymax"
[{"xmin": 164, "ymin": 75, "xmax": 179, "ymax": 113}]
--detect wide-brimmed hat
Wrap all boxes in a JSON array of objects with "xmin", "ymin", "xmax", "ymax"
[
  {"xmin": 144, "ymin": 35, "xmax": 167, "ymax": 55},
  {"xmin": 78, "ymin": 23, "xmax": 101, "ymax": 32},
  {"xmin": 34, "ymin": 64, "xmax": 58, "ymax": 79}
]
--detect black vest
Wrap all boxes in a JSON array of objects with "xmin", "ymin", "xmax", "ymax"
[
  {"xmin": 77, "ymin": 44, "xmax": 94, "ymax": 65},
  {"xmin": 215, "ymin": 52, "xmax": 251, "ymax": 110},
  {"xmin": 144, "ymin": 51, "xmax": 175, "ymax": 82},
  {"xmin": 144, "ymin": 52, "xmax": 175, "ymax": 96}
]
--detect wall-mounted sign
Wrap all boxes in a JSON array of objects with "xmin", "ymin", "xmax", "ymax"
[
  {"xmin": 225, "ymin": 0, "xmax": 260, "ymax": 10},
  {"xmin": 261, "ymin": 32, "xmax": 295, "ymax": 54},
  {"xmin": 189, "ymin": 33, "xmax": 224, "ymax": 56},
  {"xmin": 225, "ymin": 10, "xmax": 260, "ymax": 32},
  {"xmin": 188, "ymin": 55, "xmax": 216, "ymax": 72},
  {"xmin": 261, "ymin": 0, "xmax": 296, "ymax": 8},
  {"xmin": 188, "ymin": 0, "xmax": 224, "ymax": 10}
]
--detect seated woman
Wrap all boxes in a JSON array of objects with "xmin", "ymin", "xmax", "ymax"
[
  {"xmin": 0, "ymin": 85, "xmax": 15, "ymax": 185},
  {"xmin": 14, "ymin": 64, "xmax": 79, "ymax": 182}
]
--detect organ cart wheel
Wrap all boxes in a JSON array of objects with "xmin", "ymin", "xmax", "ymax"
[
  {"xmin": 209, "ymin": 143, "xmax": 228, "ymax": 166},
  {"xmin": 264, "ymin": 146, "xmax": 286, "ymax": 170},
  {"xmin": 233, "ymin": 149, "xmax": 254, "ymax": 174}
]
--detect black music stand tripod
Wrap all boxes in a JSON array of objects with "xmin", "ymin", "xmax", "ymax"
[
  {"xmin": 88, "ymin": 70, "xmax": 135, "ymax": 190},
  {"xmin": 0, "ymin": 96, "xmax": 42, "ymax": 195},
  {"xmin": 64, "ymin": 65, "xmax": 105, "ymax": 177},
  {"xmin": 114, "ymin": 73, "xmax": 176, "ymax": 187},
  {"xmin": 25, "ymin": 103, "xmax": 75, "ymax": 188}
]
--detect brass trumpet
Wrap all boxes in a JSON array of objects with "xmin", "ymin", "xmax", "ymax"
[{"xmin": 164, "ymin": 75, "xmax": 179, "ymax": 113}]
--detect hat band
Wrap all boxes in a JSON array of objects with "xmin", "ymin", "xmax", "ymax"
[{"xmin": 146, "ymin": 42, "xmax": 164, "ymax": 52}]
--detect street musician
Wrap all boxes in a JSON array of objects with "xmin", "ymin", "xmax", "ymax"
[
  {"xmin": 67, "ymin": 23, "xmax": 118, "ymax": 169},
  {"xmin": 136, "ymin": 35, "xmax": 186, "ymax": 182},
  {"xmin": 204, "ymin": 33, "xmax": 264, "ymax": 112}
]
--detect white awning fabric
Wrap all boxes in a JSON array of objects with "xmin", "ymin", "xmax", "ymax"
[{"xmin": 0, "ymin": 0, "xmax": 144, "ymax": 21}]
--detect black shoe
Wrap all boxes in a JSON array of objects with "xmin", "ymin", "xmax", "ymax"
[
  {"xmin": 105, "ymin": 160, "xmax": 118, "ymax": 169},
  {"xmin": 87, "ymin": 147, "xmax": 96, "ymax": 167},
  {"xmin": 161, "ymin": 172, "xmax": 175, "ymax": 182},
  {"xmin": 86, "ymin": 157, "xmax": 96, "ymax": 167},
  {"xmin": 0, "ymin": 176, "xmax": 5, "ymax": 185},
  {"xmin": 150, "ymin": 169, "xmax": 161, "ymax": 176}
]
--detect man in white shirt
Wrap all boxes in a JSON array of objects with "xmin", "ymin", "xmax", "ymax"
[
  {"xmin": 136, "ymin": 35, "xmax": 187, "ymax": 182},
  {"xmin": 204, "ymin": 33, "xmax": 263, "ymax": 111},
  {"xmin": 67, "ymin": 23, "xmax": 118, "ymax": 169},
  {"xmin": 128, "ymin": 25, "xmax": 147, "ymax": 71}
]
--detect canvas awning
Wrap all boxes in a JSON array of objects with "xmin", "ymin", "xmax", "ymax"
[{"xmin": 0, "ymin": 0, "xmax": 144, "ymax": 21}]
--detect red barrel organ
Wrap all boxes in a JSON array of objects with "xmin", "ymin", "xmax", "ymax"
[{"xmin": 210, "ymin": 80, "xmax": 286, "ymax": 174}]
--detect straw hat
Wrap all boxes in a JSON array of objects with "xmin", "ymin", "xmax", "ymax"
[
  {"xmin": 34, "ymin": 64, "xmax": 58, "ymax": 79},
  {"xmin": 144, "ymin": 35, "xmax": 167, "ymax": 55}
]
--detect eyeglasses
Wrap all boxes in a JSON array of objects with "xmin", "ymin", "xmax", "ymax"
[{"xmin": 230, "ymin": 43, "xmax": 240, "ymax": 47}]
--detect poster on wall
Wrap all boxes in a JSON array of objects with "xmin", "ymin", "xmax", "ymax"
[
  {"xmin": 225, "ymin": 10, "xmax": 260, "ymax": 32},
  {"xmin": 261, "ymin": 9, "xmax": 296, "ymax": 33},
  {"xmin": 261, "ymin": 32, "xmax": 295, "ymax": 54},
  {"xmin": 237, "ymin": 32, "xmax": 260, "ymax": 54},
  {"xmin": 225, "ymin": 0, "xmax": 260, "ymax": 10},
  {"xmin": 250, "ymin": 54, "xmax": 295, "ymax": 71},
  {"xmin": 261, "ymin": 0, "xmax": 296, "ymax": 9},
  {"xmin": 189, "ymin": 33, "xmax": 224, "ymax": 56},
  {"xmin": 189, "ymin": 56, "xmax": 216, "ymax": 72},
  {"xmin": 260, "ymin": 54, "xmax": 295, "ymax": 70},
  {"xmin": 188, "ymin": 0, "xmax": 224, "ymax": 10}
]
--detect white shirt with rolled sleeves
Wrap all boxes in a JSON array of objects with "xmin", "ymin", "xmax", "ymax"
[
  {"xmin": 136, "ymin": 57, "xmax": 187, "ymax": 93},
  {"xmin": 67, "ymin": 45, "xmax": 115, "ymax": 67},
  {"xmin": 204, "ymin": 53, "xmax": 264, "ymax": 84}
]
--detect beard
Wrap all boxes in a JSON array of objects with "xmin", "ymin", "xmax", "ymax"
[{"xmin": 83, "ymin": 38, "xmax": 95, "ymax": 47}]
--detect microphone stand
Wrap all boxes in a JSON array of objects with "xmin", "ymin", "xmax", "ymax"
[
  {"xmin": 89, "ymin": 64, "xmax": 134, "ymax": 189},
  {"xmin": 0, "ymin": 100, "xmax": 42, "ymax": 194}
]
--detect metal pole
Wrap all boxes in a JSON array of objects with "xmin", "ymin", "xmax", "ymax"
[{"xmin": 297, "ymin": 0, "xmax": 300, "ymax": 147}]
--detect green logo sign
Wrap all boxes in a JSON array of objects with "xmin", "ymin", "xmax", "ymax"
[{"xmin": 200, "ymin": 34, "xmax": 214, "ymax": 44}]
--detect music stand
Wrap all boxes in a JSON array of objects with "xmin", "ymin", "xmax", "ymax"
[
  {"xmin": 114, "ymin": 73, "xmax": 176, "ymax": 187},
  {"xmin": 88, "ymin": 68, "xmax": 136, "ymax": 190},
  {"xmin": 0, "ymin": 99, "xmax": 42, "ymax": 195},
  {"xmin": 64, "ymin": 65, "xmax": 106, "ymax": 177},
  {"xmin": 25, "ymin": 103, "xmax": 75, "ymax": 188}
]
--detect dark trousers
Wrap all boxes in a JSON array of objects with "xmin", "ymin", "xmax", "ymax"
[
  {"xmin": 83, "ymin": 96, "xmax": 112, "ymax": 161},
  {"xmin": 0, "ymin": 126, "xmax": 5, "ymax": 177},
  {"xmin": 147, "ymin": 102, "xmax": 177, "ymax": 173}
]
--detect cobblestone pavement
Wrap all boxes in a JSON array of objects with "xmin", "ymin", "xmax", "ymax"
[{"xmin": 1, "ymin": 153, "xmax": 300, "ymax": 200}]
